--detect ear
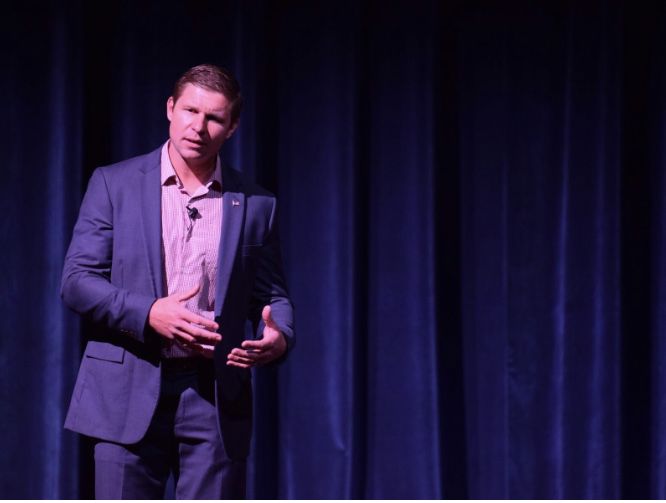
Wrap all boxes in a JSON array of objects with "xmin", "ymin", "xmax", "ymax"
[
  {"xmin": 225, "ymin": 119, "xmax": 240, "ymax": 139},
  {"xmin": 166, "ymin": 96, "xmax": 175, "ymax": 121}
]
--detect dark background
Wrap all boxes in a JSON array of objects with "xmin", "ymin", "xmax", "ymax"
[{"xmin": 2, "ymin": 0, "xmax": 666, "ymax": 498}]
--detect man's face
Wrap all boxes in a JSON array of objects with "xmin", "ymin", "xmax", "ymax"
[{"xmin": 166, "ymin": 83, "xmax": 238, "ymax": 169}]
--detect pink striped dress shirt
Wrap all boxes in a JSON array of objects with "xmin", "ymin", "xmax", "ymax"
[{"xmin": 160, "ymin": 142, "xmax": 223, "ymax": 358}]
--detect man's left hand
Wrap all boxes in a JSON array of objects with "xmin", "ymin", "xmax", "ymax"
[{"xmin": 227, "ymin": 305, "xmax": 287, "ymax": 368}]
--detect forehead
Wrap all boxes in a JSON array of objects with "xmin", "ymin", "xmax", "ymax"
[{"xmin": 175, "ymin": 84, "xmax": 230, "ymax": 111}]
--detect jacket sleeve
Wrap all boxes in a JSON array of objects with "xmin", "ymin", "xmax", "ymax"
[
  {"xmin": 61, "ymin": 168, "xmax": 156, "ymax": 342},
  {"xmin": 250, "ymin": 197, "xmax": 295, "ymax": 358}
]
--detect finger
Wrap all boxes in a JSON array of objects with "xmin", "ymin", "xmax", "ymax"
[
  {"xmin": 231, "ymin": 347, "xmax": 262, "ymax": 359},
  {"xmin": 182, "ymin": 311, "xmax": 219, "ymax": 331},
  {"xmin": 189, "ymin": 325, "xmax": 222, "ymax": 344},
  {"xmin": 177, "ymin": 284, "xmax": 201, "ymax": 302},
  {"xmin": 241, "ymin": 338, "xmax": 269, "ymax": 350},
  {"xmin": 262, "ymin": 305, "xmax": 279, "ymax": 330},
  {"xmin": 227, "ymin": 351, "xmax": 255, "ymax": 366},
  {"xmin": 227, "ymin": 354, "xmax": 256, "ymax": 365},
  {"xmin": 174, "ymin": 321, "xmax": 220, "ymax": 344},
  {"xmin": 172, "ymin": 327, "xmax": 196, "ymax": 344}
]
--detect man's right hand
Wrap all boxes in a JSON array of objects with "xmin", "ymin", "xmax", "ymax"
[{"xmin": 148, "ymin": 285, "xmax": 221, "ymax": 348}]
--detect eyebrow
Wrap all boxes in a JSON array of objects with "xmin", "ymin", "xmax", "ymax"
[{"xmin": 180, "ymin": 103, "xmax": 227, "ymax": 115}]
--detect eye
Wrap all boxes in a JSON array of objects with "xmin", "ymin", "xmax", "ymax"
[{"xmin": 207, "ymin": 115, "xmax": 224, "ymax": 124}]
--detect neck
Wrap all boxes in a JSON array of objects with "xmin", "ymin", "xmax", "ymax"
[{"xmin": 168, "ymin": 143, "xmax": 215, "ymax": 192}]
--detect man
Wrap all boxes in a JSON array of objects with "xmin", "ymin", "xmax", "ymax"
[{"xmin": 61, "ymin": 64, "xmax": 294, "ymax": 499}]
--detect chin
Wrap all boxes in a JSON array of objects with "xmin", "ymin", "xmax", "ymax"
[
  {"xmin": 181, "ymin": 146, "xmax": 209, "ymax": 158},
  {"xmin": 186, "ymin": 152, "xmax": 216, "ymax": 166}
]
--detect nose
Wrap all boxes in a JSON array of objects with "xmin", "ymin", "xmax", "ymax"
[{"xmin": 191, "ymin": 114, "xmax": 206, "ymax": 135}]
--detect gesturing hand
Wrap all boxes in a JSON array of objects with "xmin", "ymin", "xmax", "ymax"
[
  {"xmin": 227, "ymin": 305, "xmax": 287, "ymax": 368},
  {"xmin": 148, "ymin": 284, "xmax": 221, "ymax": 357}
]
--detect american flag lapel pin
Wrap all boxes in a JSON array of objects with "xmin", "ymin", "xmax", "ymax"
[{"xmin": 232, "ymin": 198, "xmax": 240, "ymax": 207}]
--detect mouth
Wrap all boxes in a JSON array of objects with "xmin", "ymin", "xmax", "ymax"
[{"xmin": 184, "ymin": 138, "xmax": 206, "ymax": 147}]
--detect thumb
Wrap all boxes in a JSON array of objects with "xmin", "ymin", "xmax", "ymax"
[
  {"xmin": 177, "ymin": 284, "xmax": 200, "ymax": 302},
  {"xmin": 262, "ymin": 305, "xmax": 279, "ymax": 329}
]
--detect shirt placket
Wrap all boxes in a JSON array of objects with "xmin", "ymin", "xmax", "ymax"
[{"xmin": 179, "ymin": 184, "xmax": 211, "ymax": 316}]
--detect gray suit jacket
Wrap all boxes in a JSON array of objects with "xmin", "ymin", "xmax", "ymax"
[{"xmin": 61, "ymin": 146, "xmax": 294, "ymax": 460}]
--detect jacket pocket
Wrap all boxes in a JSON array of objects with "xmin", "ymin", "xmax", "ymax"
[{"xmin": 85, "ymin": 341, "xmax": 125, "ymax": 363}]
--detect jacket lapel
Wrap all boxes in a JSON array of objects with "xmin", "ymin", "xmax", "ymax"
[
  {"xmin": 215, "ymin": 166, "xmax": 245, "ymax": 314},
  {"xmin": 139, "ymin": 149, "xmax": 164, "ymax": 298}
]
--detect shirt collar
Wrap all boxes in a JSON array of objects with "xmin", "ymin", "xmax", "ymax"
[{"xmin": 160, "ymin": 141, "xmax": 223, "ymax": 191}]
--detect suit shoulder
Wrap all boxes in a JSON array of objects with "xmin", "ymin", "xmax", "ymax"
[{"xmin": 95, "ymin": 147, "xmax": 162, "ymax": 181}]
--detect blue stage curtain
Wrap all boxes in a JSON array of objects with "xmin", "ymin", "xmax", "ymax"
[
  {"xmin": 3, "ymin": 0, "xmax": 666, "ymax": 499},
  {"xmin": 0, "ymin": 2, "xmax": 83, "ymax": 498}
]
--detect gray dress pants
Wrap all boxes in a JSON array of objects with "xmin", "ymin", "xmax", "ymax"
[{"xmin": 93, "ymin": 361, "xmax": 246, "ymax": 499}]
